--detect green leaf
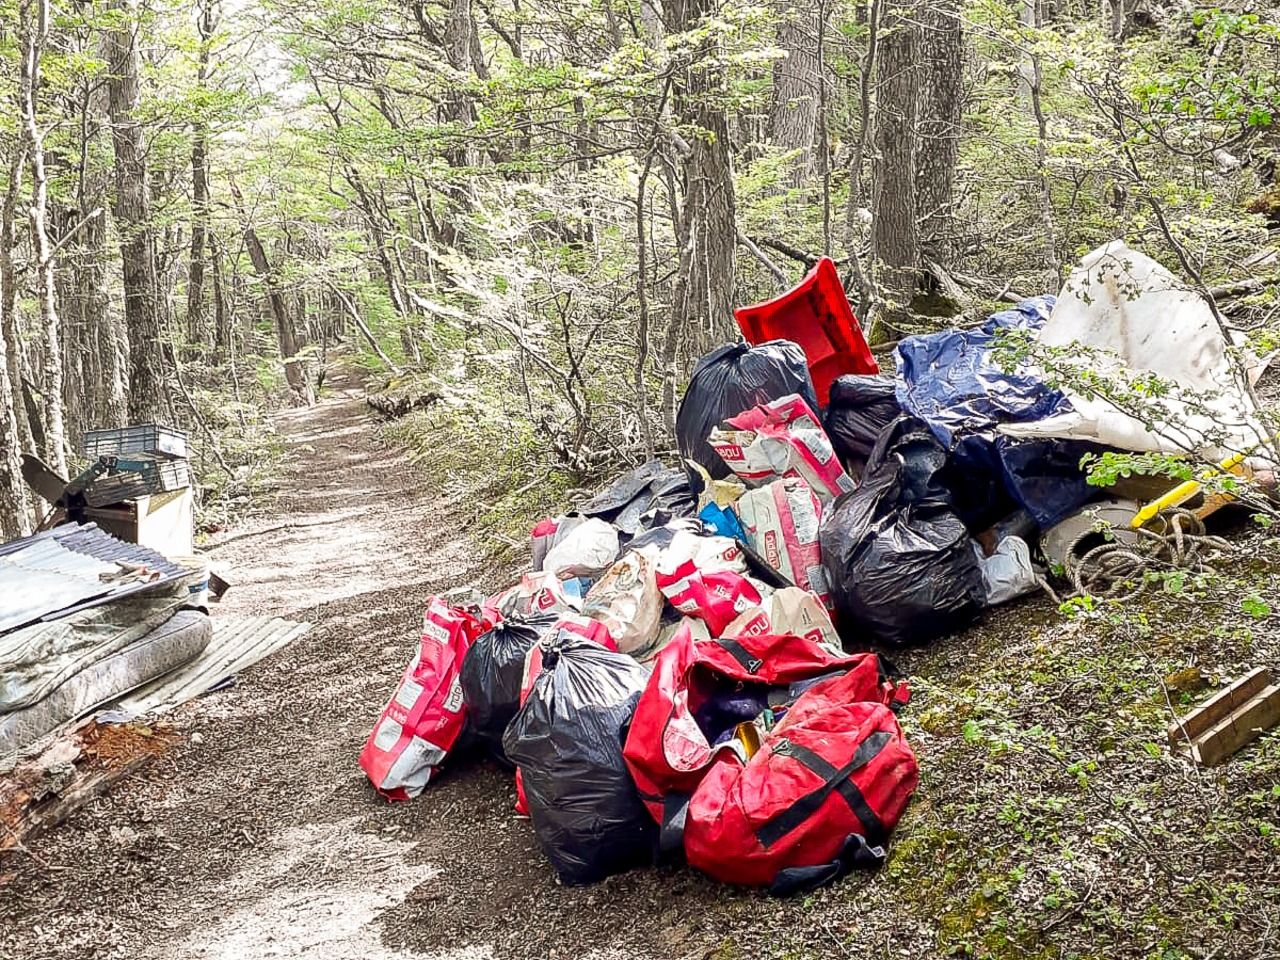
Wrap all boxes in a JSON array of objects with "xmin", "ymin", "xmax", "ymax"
[{"xmin": 1241, "ymin": 595, "xmax": 1272, "ymax": 619}]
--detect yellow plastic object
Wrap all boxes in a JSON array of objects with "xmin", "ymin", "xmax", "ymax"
[
  {"xmin": 1130, "ymin": 450, "xmax": 1250, "ymax": 529},
  {"xmin": 734, "ymin": 721, "xmax": 762, "ymax": 759}
]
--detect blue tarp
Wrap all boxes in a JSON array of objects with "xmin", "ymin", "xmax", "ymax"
[
  {"xmin": 894, "ymin": 296, "xmax": 1100, "ymax": 529},
  {"xmin": 895, "ymin": 296, "xmax": 1066, "ymax": 442}
]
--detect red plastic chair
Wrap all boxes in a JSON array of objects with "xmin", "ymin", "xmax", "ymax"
[{"xmin": 734, "ymin": 257, "xmax": 878, "ymax": 406}]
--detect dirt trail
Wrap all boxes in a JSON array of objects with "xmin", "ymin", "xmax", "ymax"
[{"xmin": 1, "ymin": 373, "xmax": 518, "ymax": 960}]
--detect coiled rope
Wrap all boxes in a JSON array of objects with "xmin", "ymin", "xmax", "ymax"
[{"xmin": 1064, "ymin": 507, "xmax": 1234, "ymax": 601}]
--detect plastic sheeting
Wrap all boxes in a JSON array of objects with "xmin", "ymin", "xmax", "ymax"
[
  {"xmin": 896, "ymin": 296, "xmax": 1063, "ymax": 442},
  {"xmin": 820, "ymin": 418, "xmax": 986, "ymax": 647},
  {"xmin": 573, "ymin": 460, "xmax": 696, "ymax": 537},
  {"xmin": 999, "ymin": 241, "xmax": 1267, "ymax": 461},
  {"xmin": 503, "ymin": 634, "xmax": 655, "ymax": 885},
  {"xmin": 676, "ymin": 341, "xmax": 817, "ymax": 484}
]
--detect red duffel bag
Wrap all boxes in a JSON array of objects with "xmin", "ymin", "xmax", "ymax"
[
  {"xmin": 683, "ymin": 667, "xmax": 919, "ymax": 895},
  {"xmin": 621, "ymin": 622, "xmax": 905, "ymax": 852}
]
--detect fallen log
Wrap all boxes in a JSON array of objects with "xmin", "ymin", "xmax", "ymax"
[
  {"xmin": 0, "ymin": 718, "xmax": 176, "ymax": 861},
  {"xmin": 366, "ymin": 390, "xmax": 441, "ymax": 418},
  {"xmin": 1208, "ymin": 278, "xmax": 1267, "ymax": 300}
]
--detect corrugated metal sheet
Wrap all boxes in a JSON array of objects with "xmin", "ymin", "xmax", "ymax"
[
  {"xmin": 115, "ymin": 616, "xmax": 312, "ymax": 716},
  {"xmin": 0, "ymin": 523, "xmax": 190, "ymax": 636}
]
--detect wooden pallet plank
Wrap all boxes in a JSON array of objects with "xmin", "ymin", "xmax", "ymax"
[
  {"xmin": 1168, "ymin": 666, "xmax": 1272, "ymax": 746},
  {"xmin": 1191, "ymin": 684, "xmax": 1280, "ymax": 766}
]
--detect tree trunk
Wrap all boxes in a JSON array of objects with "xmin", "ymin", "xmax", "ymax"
[
  {"xmin": 247, "ymin": 228, "xmax": 313, "ymax": 405},
  {"xmin": 662, "ymin": 0, "xmax": 738, "ymax": 432},
  {"xmin": 19, "ymin": 0, "xmax": 68, "ymax": 475},
  {"xmin": 53, "ymin": 208, "xmax": 87, "ymax": 443},
  {"xmin": 870, "ymin": 5, "xmax": 920, "ymax": 338},
  {"xmin": 186, "ymin": 7, "xmax": 214, "ymax": 345},
  {"xmin": 0, "ymin": 315, "xmax": 29, "ymax": 537},
  {"xmin": 210, "ymin": 232, "xmax": 231, "ymax": 353},
  {"xmin": 444, "ymin": 0, "xmax": 477, "ymax": 169},
  {"xmin": 105, "ymin": 0, "xmax": 169, "ymax": 424},
  {"xmin": 230, "ymin": 183, "xmax": 313, "ymax": 405},
  {"xmin": 769, "ymin": 0, "xmax": 820, "ymax": 184},
  {"xmin": 0, "ymin": 138, "xmax": 31, "ymax": 538},
  {"xmin": 915, "ymin": 0, "xmax": 963, "ymax": 262},
  {"xmin": 1110, "ymin": 0, "xmax": 1137, "ymax": 38},
  {"xmin": 82, "ymin": 208, "xmax": 128, "ymax": 428},
  {"xmin": 1, "ymin": 138, "xmax": 35, "ymax": 461},
  {"xmin": 1028, "ymin": 0, "xmax": 1061, "ymax": 287},
  {"xmin": 71, "ymin": 70, "xmax": 127, "ymax": 431}
]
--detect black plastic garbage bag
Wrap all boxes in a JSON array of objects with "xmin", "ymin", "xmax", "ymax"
[
  {"xmin": 823, "ymin": 374, "xmax": 901, "ymax": 470},
  {"xmin": 459, "ymin": 613, "xmax": 559, "ymax": 762},
  {"xmin": 676, "ymin": 341, "xmax": 817, "ymax": 484},
  {"xmin": 820, "ymin": 417, "xmax": 986, "ymax": 647},
  {"xmin": 575, "ymin": 460, "xmax": 697, "ymax": 538},
  {"xmin": 502, "ymin": 635, "xmax": 656, "ymax": 885}
]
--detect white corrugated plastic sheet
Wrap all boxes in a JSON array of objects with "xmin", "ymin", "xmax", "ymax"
[{"xmin": 115, "ymin": 616, "xmax": 312, "ymax": 715}]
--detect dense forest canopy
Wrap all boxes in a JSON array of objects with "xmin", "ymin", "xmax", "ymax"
[{"xmin": 0, "ymin": 0, "xmax": 1277, "ymax": 537}]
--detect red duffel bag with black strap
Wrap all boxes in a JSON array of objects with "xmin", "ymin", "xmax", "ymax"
[
  {"xmin": 682, "ymin": 667, "xmax": 919, "ymax": 895},
  {"xmin": 621, "ymin": 622, "xmax": 906, "ymax": 853}
]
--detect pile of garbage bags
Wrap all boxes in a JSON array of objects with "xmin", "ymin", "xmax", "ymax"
[{"xmin": 359, "ymin": 240, "xmax": 1266, "ymax": 893}]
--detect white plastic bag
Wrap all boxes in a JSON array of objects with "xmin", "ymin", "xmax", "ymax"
[
  {"xmin": 974, "ymin": 536, "xmax": 1038, "ymax": 607},
  {"xmin": 541, "ymin": 518, "xmax": 620, "ymax": 579}
]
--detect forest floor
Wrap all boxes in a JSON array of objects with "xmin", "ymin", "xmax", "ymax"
[{"xmin": 2, "ymin": 369, "xmax": 1279, "ymax": 960}]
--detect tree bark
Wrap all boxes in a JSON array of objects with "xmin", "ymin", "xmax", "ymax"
[
  {"xmin": 769, "ymin": 1, "xmax": 820, "ymax": 184},
  {"xmin": 1028, "ymin": 0, "xmax": 1061, "ymax": 287},
  {"xmin": 870, "ymin": 4, "xmax": 920, "ymax": 338},
  {"xmin": 186, "ymin": 0, "xmax": 218, "ymax": 345},
  {"xmin": 71, "ymin": 71, "xmax": 128, "ymax": 431},
  {"xmin": 444, "ymin": 0, "xmax": 477, "ymax": 168},
  {"xmin": 229, "ymin": 182, "xmax": 314, "ymax": 405},
  {"xmin": 210, "ymin": 232, "xmax": 231, "ymax": 353},
  {"xmin": 105, "ymin": 0, "xmax": 169, "ymax": 424},
  {"xmin": 19, "ymin": 0, "xmax": 68, "ymax": 475},
  {"xmin": 661, "ymin": 0, "xmax": 738, "ymax": 432},
  {"xmin": 0, "ymin": 136, "xmax": 31, "ymax": 538},
  {"xmin": 1110, "ymin": 0, "xmax": 1137, "ymax": 39},
  {"xmin": 1, "ymin": 137, "xmax": 35, "ymax": 461},
  {"xmin": 915, "ymin": 0, "xmax": 963, "ymax": 262},
  {"xmin": 81, "ymin": 207, "xmax": 128, "ymax": 428}
]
